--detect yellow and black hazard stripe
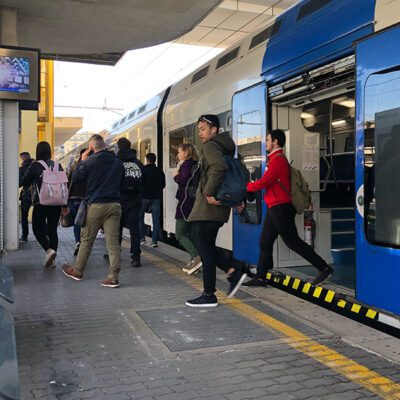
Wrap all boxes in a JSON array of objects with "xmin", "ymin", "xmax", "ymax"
[{"xmin": 265, "ymin": 271, "xmax": 399, "ymax": 337}]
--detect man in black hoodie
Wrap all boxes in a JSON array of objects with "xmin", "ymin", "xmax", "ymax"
[
  {"xmin": 117, "ymin": 138, "xmax": 145, "ymax": 267},
  {"xmin": 62, "ymin": 134, "xmax": 125, "ymax": 288},
  {"xmin": 19, "ymin": 152, "xmax": 33, "ymax": 242}
]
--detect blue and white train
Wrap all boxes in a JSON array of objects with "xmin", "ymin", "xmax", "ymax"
[{"xmin": 105, "ymin": 0, "xmax": 400, "ymax": 326}]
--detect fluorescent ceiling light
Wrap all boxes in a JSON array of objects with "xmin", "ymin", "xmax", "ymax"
[
  {"xmin": 301, "ymin": 112, "xmax": 313, "ymax": 119},
  {"xmin": 335, "ymin": 99, "xmax": 355, "ymax": 108},
  {"xmin": 332, "ymin": 119, "xmax": 346, "ymax": 126}
]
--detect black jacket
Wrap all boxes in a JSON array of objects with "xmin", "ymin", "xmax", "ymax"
[
  {"xmin": 142, "ymin": 164, "xmax": 166, "ymax": 200},
  {"xmin": 72, "ymin": 150, "xmax": 125, "ymax": 205},
  {"xmin": 19, "ymin": 158, "xmax": 33, "ymax": 201},
  {"xmin": 21, "ymin": 160, "xmax": 63, "ymax": 205},
  {"xmin": 117, "ymin": 149, "xmax": 145, "ymax": 201},
  {"xmin": 68, "ymin": 161, "xmax": 86, "ymax": 200}
]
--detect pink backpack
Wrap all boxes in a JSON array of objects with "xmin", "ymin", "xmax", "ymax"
[{"xmin": 36, "ymin": 160, "xmax": 69, "ymax": 206}]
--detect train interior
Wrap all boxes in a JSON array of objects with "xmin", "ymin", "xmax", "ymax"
[{"xmin": 272, "ymin": 91, "xmax": 356, "ymax": 292}]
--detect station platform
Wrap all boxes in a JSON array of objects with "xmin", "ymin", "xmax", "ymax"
[{"xmin": 3, "ymin": 228, "xmax": 400, "ymax": 400}]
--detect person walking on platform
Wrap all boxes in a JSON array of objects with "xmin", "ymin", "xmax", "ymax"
[
  {"xmin": 186, "ymin": 114, "xmax": 246, "ymax": 308},
  {"xmin": 173, "ymin": 143, "xmax": 202, "ymax": 275},
  {"xmin": 67, "ymin": 148, "xmax": 87, "ymax": 256},
  {"xmin": 244, "ymin": 129, "xmax": 333, "ymax": 288},
  {"xmin": 62, "ymin": 134, "xmax": 125, "ymax": 288},
  {"xmin": 19, "ymin": 151, "xmax": 33, "ymax": 242},
  {"xmin": 140, "ymin": 152, "xmax": 165, "ymax": 247},
  {"xmin": 21, "ymin": 142, "xmax": 64, "ymax": 268},
  {"xmin": 117, "ymin": 138, "xmax": 145, "ymax": 267}
]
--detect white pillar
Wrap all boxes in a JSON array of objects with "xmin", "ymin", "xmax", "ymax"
[{"xmin": 0, "ymin": 7, "xmax": 20, "ymax": 251}]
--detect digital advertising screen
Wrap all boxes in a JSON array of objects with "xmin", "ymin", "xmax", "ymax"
[{"xmin": 0, "ymin": 46, "xmax": 40, "ymax": 102}]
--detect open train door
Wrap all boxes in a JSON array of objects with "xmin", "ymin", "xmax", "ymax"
[
  {"xmin": 355, "ymin": 25, "xmax": 400, "ymax": 316},
  {"xmin": 232, "ymin": 82, "xmax": 267, "ymax": 265}
]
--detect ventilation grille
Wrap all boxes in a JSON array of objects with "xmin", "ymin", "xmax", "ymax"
[
  {"xmin": 138, "ymin": 104, "xmax": 146, "ymax": 114},
  {"xmin": 191, "ymin": 66, "xmax": 209, "ymax": 84},
  {"xmin": 297, "ymin": 0, "xmax": 332, "ymax": 21},
  {"xmin": 216, "ymin": 47, "xmax": 240, "ymax": 70},
  {"xmin": 128, "ymin": 111, "xmax": 135, "ymax": 119},
  {"xmin": 271, "ymin": 18, "xmax": 283, "ymax": 36},
  {"xmin": 112, "ymin": 122, "xmax": 118, "ymax": 129}
]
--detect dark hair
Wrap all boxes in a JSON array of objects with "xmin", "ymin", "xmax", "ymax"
[
  {"xmin": 117, "ymin": 137, "xmax": 131, "ymax": 151},
  {"xmin": 198, "ymin": 114, "xmax": 220, "ymax": 131},
  {"xmin": 145, "ymin": 152, "xmax": 156, "ymax": 164},
  {"xmin": 36, "ymin": 141, "xmax": 52, "ymax": 161},
  {"xmin": 269, "ymin": 129, "xmax": 286, "ymax": 147},
  {"xmin": 20, "ymin": 151, "xmax": 30, "ymax": 158}
]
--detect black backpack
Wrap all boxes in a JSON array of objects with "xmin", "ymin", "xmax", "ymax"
[
  {"xmin": 185, "ymin": 162, "xmax": 201, "ymax": 199},
  {"xmin": 122, "ymin": 160, "xmax": 143, "ymax": 194},
  {"xmin": 213, "ymin": 142, "xmax": 248, "ymax": 207}
]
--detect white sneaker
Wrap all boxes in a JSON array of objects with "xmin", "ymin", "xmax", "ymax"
[
  {"xmin": 151, "ymin": 242, "xmax": 158, "ymax": 248},
  {"xmin": 140, "ymin": 239, "xmax": 146, "ymax": 245},
  {"xmin": 187, "ymin": 256, "xmax": 202, "ymax": 275},
  {"xmin": 44, "ymin": 249, "xmax": 56, "ymax": 268},
  {"xmin": 182, "ymin": 259, "xmax": 194, "ymax": 273}
]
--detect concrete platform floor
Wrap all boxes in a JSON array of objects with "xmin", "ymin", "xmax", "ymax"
[{"xmin": 3, "ymin": 227, "xmax": 400, "ymax": 400}]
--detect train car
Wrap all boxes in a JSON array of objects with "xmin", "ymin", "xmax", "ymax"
[{"xmin": 103, "ymin": 0, "xmax": 400, "ymax": 326}]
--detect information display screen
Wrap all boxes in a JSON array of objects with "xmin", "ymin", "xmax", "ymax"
[{"xmin": 0, "ymin": 46, "xmax": 39, "ymax": 102}]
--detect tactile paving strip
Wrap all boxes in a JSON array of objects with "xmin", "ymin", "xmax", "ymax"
[{"xmin": 138, "ymin": 306, "xmax": 276, "ymax": 351}]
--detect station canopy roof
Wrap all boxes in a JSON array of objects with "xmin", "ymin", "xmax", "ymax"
[{"xmin": 0, "ymin": 0, "xmax": 298, "ymax": 65}]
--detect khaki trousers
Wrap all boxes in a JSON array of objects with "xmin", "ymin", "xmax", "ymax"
[{"xmin": 73, "ymin": 203, "xmax": 121, "ymax": 279}]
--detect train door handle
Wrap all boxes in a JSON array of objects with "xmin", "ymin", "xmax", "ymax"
[{"xmin": 356, "ymin": 185, "xmax": 364, "ymax": 217}]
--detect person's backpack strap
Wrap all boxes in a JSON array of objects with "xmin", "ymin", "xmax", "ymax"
[
  {"xmin": 36, "ymin": 160, "xmax": 50, "ymax": 171},
  {"xmin": 275, "ymin": 153, "xmax": 291, "ymax": 194}
]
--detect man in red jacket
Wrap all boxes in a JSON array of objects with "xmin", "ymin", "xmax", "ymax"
[{"xmin": 244, "ymin": 129, "xmax": 333, "ymax": 287}]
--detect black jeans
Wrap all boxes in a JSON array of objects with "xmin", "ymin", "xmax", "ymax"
[
  {"xmin": 257, "ymin": 203, "xmax": 327, "ymax": 279},
  {"xmin": 120, "ymin": 197, "xmax": 142, "ymax": 261},
  {"xmin": 20, "ymin": 198, "xmax": 31, "ymax": 239},
  {"xmin": 32, "ymin": 204, "xmax": 62, "ymax": 252},
  {"xmin": 191, "ymin": 221, "xmax": 231, "ymax": 295}
]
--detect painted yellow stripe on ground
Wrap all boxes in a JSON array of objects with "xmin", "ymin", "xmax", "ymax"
[
  {"xmin": 351, "ymin": 303, "xmax": 361, "ymax": 313},
  {"xmin": 338, "ymin": 299, "xmax": 347, "ymax": 308},
  {"xmin": 366, "ymin": 309, "xmax": 377, "ymax": 319},
  {"xmin": 325, "ymin": 290, "xmax": 335, "ymax": 303},
  {"xmin": 313, "ymin": 286, "xmax": 323, "ymax": 298},
  {"xmin": 283, "ymin": 276, "xmax": 290, "ymax": 286},
  {"xmin": 292, "ymin": 278, "xmax": 300, "ymax": 290},
  {"xmin": 302, "ymin": 282, "xmax": 311, "ymax": 294},
  {"xmin": 144, "ymin": 249, "xmax": 400, "ymax": 400}
]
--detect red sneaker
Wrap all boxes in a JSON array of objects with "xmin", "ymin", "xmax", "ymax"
[
  {"xmin": 62, "ymin": 265, "xmax": 83, "ymax": 281},
  {"xmin": 101, "ymin": 277, "xmax": 120, "ymax": 288}
]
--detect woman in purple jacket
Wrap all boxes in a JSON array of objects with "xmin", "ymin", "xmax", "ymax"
[{"xmin": 173, "ymin": 143, "xmax": 202, "ymax": 274}]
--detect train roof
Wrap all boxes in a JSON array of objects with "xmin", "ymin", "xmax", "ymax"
[{"xmin": 262, "ymin": 0, "xmax": 375, "ymax": 84}]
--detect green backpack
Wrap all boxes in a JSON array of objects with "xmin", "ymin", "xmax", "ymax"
[{"xmin": 276, "ymin": 154, "xmax": 312, "ymax": 214}]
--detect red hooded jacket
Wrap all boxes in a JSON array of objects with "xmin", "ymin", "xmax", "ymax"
[{"xmin": 247, "ymin": 148, "xmax": 291, "ymax": 208}]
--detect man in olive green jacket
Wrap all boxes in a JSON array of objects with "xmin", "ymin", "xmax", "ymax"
[{"xmin": 186, "ymin": 114, "xmax": 246, "ymax": 308}]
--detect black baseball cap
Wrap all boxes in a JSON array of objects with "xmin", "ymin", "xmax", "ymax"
[{"xmin": 198, "ymin": 114, "xmax": 220, "ymax": 130}]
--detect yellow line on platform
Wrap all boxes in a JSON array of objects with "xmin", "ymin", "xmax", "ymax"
[{"xmin": 144, "ymin": 250, "xmax": 400, "ymax": 399}]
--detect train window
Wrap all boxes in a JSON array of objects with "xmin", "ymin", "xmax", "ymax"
[
  {"xmin": 297, "ymin": 0, "xmax": 332, "ymax": 21},
  {"xmin": 140, "ymin": 139, "xmax": 151, "ymax": 164},
  {"xmin": 249, "ymin": 26, "xmax": 273, "ymax": 50},
  {"xmin": 238, "ymin": 110, "xmax": 262, "ymax": 224},
  {"xmin": 364, "ymin": 69, "xmax": 400, "ymax": 248},
  {"xmin": 216, "ymin": 47, "xmax": 240, "ymax": 70},
  {"xmin": 169, "ymin": 128, "xmax": 186, "ymax": 168}
]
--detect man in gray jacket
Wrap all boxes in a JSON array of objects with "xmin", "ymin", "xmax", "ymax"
[{"xmin": 186, "ymin": 114, "xmax": 245, "ymax": 307}]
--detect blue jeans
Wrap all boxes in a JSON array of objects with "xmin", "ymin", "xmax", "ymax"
[
  {"xmin": 140, "ymin": 199, "xmax": 161, "ymax": 243},
  {"xmin": 68, "ymin": 199, "xmax": 82, "ymax": 244}
]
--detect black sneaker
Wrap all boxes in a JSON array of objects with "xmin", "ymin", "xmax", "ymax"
[
  {"xmin": 312, "ymin": 266, "xmax": 334, "ymax": 286},
  {"xmin": 186, "ymin": 293, "xmax": 218, "ymax": 308},
  {"xmin": 131, "ymin": 259, "xmax": 141, "ymax": 268},
  {"xmin": 227, "ymin": 270, "xmax": 248, "ymax": 298},
  {"xmin": 242, "ymin": 277, "xmax": 268, "ymax": 288},
  {"xmin": 19, "ymin": 237, "xmax": 28, "ymax": 242}
]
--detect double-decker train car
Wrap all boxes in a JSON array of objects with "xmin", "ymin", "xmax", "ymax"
[{"xmin": 105, "ymin": 0, "xmax": 400, "ymax": 328}]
